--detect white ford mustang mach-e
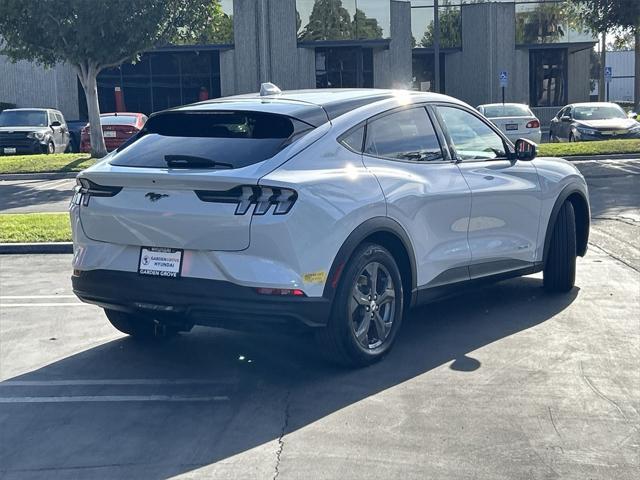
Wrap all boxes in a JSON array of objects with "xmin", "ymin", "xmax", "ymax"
[{"xmin": 71, "ymin": 87, "xmax": 590, "ymax": 367}]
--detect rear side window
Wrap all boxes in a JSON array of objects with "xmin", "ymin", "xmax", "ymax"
[
  {"xmin": 340, "ymin": 126, "xmax": 364, "ymax": 152},
  {"xmin": 110, "ymin": 111, "xmax": 313, "ymax": 169},
  {"xmin": 364, "ymin": 107, "xmax": 443, "ymax": 162}
]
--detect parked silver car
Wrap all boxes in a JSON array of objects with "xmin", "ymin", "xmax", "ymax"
[{"xmin": 0, "ymin": 108, "xmax": 70, "ymax": 155}]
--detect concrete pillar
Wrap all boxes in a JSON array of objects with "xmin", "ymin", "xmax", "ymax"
[
  {"xmin": 389, "ymin": 0, "xmax": 412, "ymax": 89},
  {"xmin": 445, "ymin": 2, "xmax": 517, "ymax": 106}
]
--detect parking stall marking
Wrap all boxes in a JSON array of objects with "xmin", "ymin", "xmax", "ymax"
[
  {"xmin": 0, "ymin": 395, "xmax": 230, "ymax": 403},
  {"xmin": 1, "ymin": 379, "xmax": 238, "ymax": 386},
  {"xmin": 0, "ymin": 294, "xmax": 84, "ymax": 307},
  {"xmin": 0, "ymin": 303, "xmax": 86, "ymax": 307}
]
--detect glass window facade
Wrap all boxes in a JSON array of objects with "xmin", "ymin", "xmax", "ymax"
[
  {"xmin": 315, "ymin": 47, "xmax": 374, "ymax": 88},
  {"xmin": 172, "ymin": 0, "xmax": 234, "ymax": 45},
  {"xmin": 529, "ymin": 48, "xmax": 567, "ymax": 107},
  {"xmin": 297, "ymin": 0, "xmax": 390, "ymax": 41},
  {"xmin": 410, "ymin": 2, "xmax": 461, "ymax": 49},
  {"xmin": 515, "ymin": 1, "xmax": 594, "ymax": 45},
  {"xmin": 95, "ymin": 51, "xmax": 222, "ymax": 115}
]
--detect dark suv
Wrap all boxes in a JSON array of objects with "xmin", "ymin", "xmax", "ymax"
[{"xmin": 0, "ymin": 108, "xmax": 70, "ymax": 155}]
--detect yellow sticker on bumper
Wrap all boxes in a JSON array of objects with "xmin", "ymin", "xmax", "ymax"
[{"xmin": 303, "ymin": 271, "xmax": 327, "ymax": 283}]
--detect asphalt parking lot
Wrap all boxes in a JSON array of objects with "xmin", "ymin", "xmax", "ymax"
[
  {"xmin": 0, "ymin": 158, "xmax": 639, "ymax": 479},
  {"xmin": 0, "ymin": 177, "xmax": 75, "ymax": 213}
]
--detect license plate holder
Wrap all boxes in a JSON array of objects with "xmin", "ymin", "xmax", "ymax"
[
  {"xmin": 3, "ymin": 147, "xmax": 16, "ymax": 154},
  {"xmin": 138, "ymin": 247, "xmax": 183, "ymax": 278},
  {"xmin": 505, "ymin": 124, "xmax": 519, "ymax": 131},
  {"xmin": 103, "ymin": 131, "xmax": 117, "ymax": 138}
]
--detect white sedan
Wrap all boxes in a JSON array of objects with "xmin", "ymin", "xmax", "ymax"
[{"xmin": 477, "ymin": 103, "xmax": 542, "ymax": 144}]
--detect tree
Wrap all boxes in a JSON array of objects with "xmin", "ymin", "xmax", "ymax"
[
  {"xmin": 515, "ymin": 2, "xmax": 567, "ymax": 45},
  {"xmin": 420, "ymin": 6, "xmax": 461, "ymax": 49},
  {"xmin": 567, "ymin": 0, "xmax": 640, "ymax": 109},
  {"xmin": 298, "ymin": 0, "xmax": 353, "ymax": 41},
  {"xmin": 0, "ymin": 0, "xmax": 221, "ymax": 157},
  {"xmin": 353, "ymin": 9, "xmax": 383, "ymax": 40}
]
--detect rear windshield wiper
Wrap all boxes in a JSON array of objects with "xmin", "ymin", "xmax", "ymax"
[{"xmin": 164, "ymin": 155, "xmax": 232, "ymax": 169}]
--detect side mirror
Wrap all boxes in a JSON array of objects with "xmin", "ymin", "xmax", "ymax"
[
  {"xmin": 560, "ymin": 115, "xmax": 571, "ymax": 122},
  {"xmin": 515, "ymin": 138, "xmax": 537, "ymax": 161},
  {"xmin": 50, "ymin": 121, "xmax": 61, "ymax": 127}
]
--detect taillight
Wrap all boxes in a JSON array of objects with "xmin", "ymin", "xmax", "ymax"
[
  {"xmin": 256, "ymin": 287, "xmax": 306, "ymax": 296},
  {"xmin": 195, "ymin": 186, "xmax": 298, "ymax": 216},
  {"xmin": 73, "ymin": 178, "xmax": 122, "ymax": 206},
  {"xmin": 526, "ymin": 120, "xmax": 540, "ymax": 129}
]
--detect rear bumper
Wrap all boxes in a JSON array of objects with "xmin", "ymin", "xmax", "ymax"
[
  {"xmin": 72, "ymin": 269, "xmax": 332, "ymax": 331},
  {"xmin": 505, "ymin": 130, "xmax": 541, "ymax": 144}
]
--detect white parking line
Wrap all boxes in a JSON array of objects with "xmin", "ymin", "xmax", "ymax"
[
  {"xmin": 1, "ymin": 379, "xmax": 236, "ymax": 386},
  {"xmin": 0, "ymin": 303, "xmax": 85, "ymax": 307},
  {"xmin": 0, "ymin": 395, "xmax": 229, "ymax": 403},
  {"xmin": 0, "ymin": 295, "xmax": 76, "ymax": 299}
]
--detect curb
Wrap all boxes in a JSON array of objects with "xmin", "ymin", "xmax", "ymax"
[
  {"xmin": 0, "ymin": 242, "xmax": 73, "ymax": 254},
  {"xmin": 0, "ymin": 172, "xmax": 78, "ymax": 181}
]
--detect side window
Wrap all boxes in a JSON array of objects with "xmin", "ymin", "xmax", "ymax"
[
  {"xmin": 364, "ymin": 107, "xmax": 443, "ymax": 162},
  {"xmin": 437, "ymin": 106, "xmax": 506, "ymax": 161},
  {"xmin": 340, "ymin": 126, "xmax": 364, "ymax": 152}
]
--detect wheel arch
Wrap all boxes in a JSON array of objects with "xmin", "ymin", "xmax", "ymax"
[
  {"xmin": 543, "ymin": 185, "xmax": 590, "ymax": 265},
  {"xmin": 323, "ymin": 217, "xmax": 417, "ymax": 307}
]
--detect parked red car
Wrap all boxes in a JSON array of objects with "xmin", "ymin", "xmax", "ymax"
[{"xmin": 80, "ymin": 112, "xmax": 147, "ymax": 153}]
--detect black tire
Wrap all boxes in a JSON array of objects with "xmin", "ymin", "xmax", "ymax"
[
  {"xmin": 45, "ymin": 140, "xmax": 55, "ymax": 154},
  {"xmin": 104, "ymin": 309, "xmax": 178, "ymax": 340},
  {"xmin": 543, "ymin": 201, "xmax": 577, "ymax": 293},
  {"xmin": 315, "ymin": 243, "xmax": 404, "ymax": 367},
  {"xmin": 569, "ymin": 132, "xmax": 575, "ymax": 143}
]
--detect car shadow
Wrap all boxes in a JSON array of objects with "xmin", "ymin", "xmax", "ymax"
[
  {"xmin": 0, "ymin": 277, "xmax": 579, "ymax": 478},
  {"xmin": 0, "ymin": 182, "xmax": 73, "ymax": 212}
]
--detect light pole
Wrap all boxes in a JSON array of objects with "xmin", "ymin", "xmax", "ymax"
[{"xmin": 434, "ymin": 0, "xmax": 440, "ymax": 93}]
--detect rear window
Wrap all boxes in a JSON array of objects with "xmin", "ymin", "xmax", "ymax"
[
  {"xmin": 110, "ymin": 111, "xmax": 313, "ymax": 169},
  {"xmin": 482, "ymin": 105, "xmax": 532, "ymax": 118},
  {"xmin": 101, "ymin": 115, "xmax": 138, "ymax": 125}
]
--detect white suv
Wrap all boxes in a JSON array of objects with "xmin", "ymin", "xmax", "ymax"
[{"xmin": 71, "ymin": 87, "xmax": 590, "ymax": 367}]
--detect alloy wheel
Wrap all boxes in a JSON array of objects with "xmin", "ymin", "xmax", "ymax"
[{"xmin": 349, "ymin": 261, "xmax": 396, "ymax": 349}]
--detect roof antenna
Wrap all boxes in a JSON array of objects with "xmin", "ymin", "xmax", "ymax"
[{"xmin": 260, "ymin": 82, "xmax": 282, "ymax": 96}]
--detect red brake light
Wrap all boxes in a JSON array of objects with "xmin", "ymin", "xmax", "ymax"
[
  {"xmin": 526, "ymin": 120, "xmax": 540, "ymax": 129},
  {"xmin": 256, "ymin": 288, "xmax": 306, "ymax": 297}
]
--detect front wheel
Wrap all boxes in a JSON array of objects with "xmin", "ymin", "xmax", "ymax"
[
  {"xmin": 543, "ymin": 201, "xmax": 577, "ymax": 293},
  {"xmin": 45, "ymin": 140, "xmax": 55, "ymax": 154},
  {"xmin": 316, "ymin": 243, "xmax": 404, "ymax": 367}
]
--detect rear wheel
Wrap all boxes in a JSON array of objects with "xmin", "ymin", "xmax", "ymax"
[
  {"xmin": 543, "ymin": 201, "xmax": 577, "ymax": 293},
  {"xmin": 569, "ymin": 132, "xmax": 576, "ymax": 143},
  {"xmin": 104, "ymin": 309, "xmax": 179, "ymax": 340},
  {"xmin": 316, "ymin": 243, "xmax": 404, "ymax": 367}
]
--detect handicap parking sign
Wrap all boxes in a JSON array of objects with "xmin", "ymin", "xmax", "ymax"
[{"xmin": 604, "ymin": 66, "xmax": 612, "ymax": 83}]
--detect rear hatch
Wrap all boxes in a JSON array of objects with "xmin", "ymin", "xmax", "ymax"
[{"xmin": 78, "ymin": 110, "xmax": 314, "ymax": 251}]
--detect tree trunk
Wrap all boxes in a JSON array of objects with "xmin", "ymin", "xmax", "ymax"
[
  {"xmin": 76, "ymin": 64, "xmax": 107, "ymax": 158},
  {"xmin": 635, "ymin": 28, "xmax": 640, "ymax": 113}
]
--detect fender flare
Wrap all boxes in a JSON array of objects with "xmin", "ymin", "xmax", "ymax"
[
  {"xmin": 542, "ymin": 184, "xmax": 589, "ymax": 265},
  {"xmin": 323, "ymin": 216, "xmax": 417, "ymax": 303}
]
